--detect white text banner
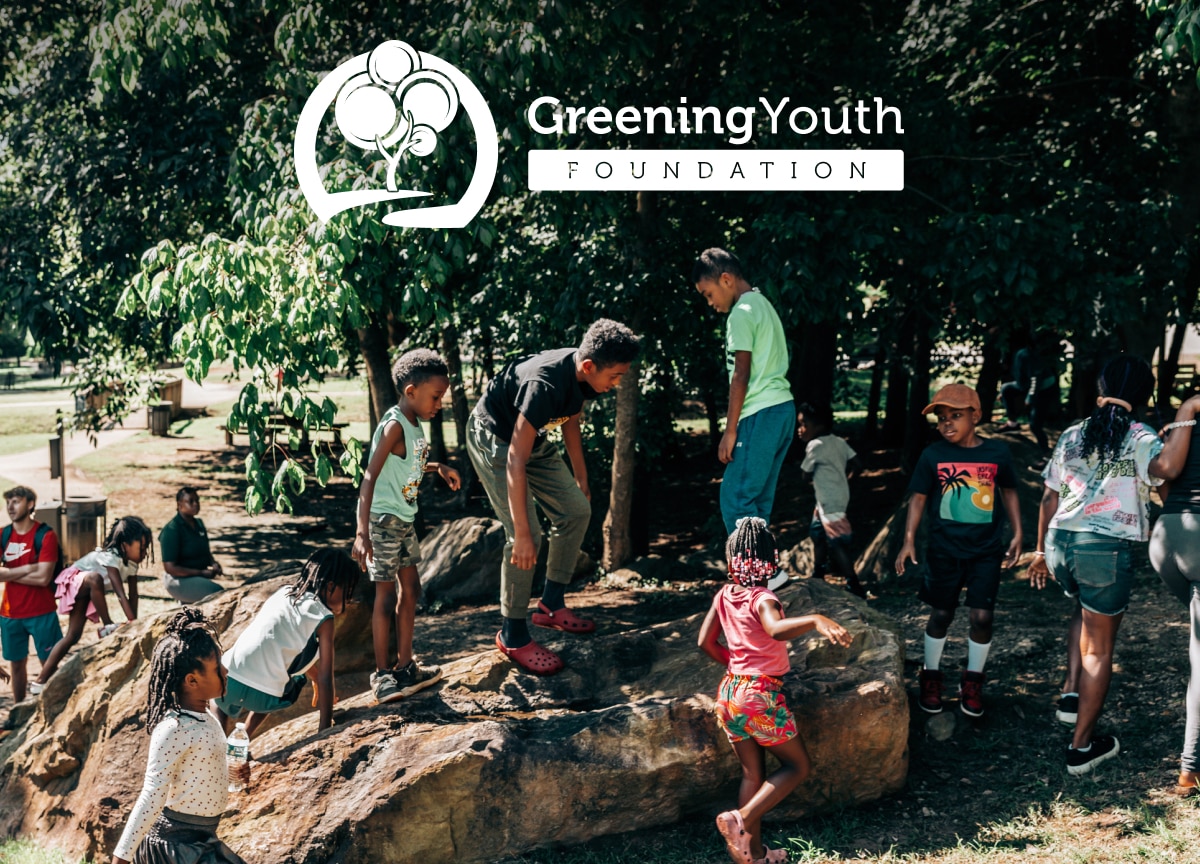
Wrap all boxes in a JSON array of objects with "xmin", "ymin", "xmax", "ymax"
[{"xmin": 528, "ymin": 149, "xmax": 904, "ymax": 191}]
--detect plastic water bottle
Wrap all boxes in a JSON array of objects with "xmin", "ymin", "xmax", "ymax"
[{"xmin": 226, "ymin": 722, "xmax": 250, "ymax": 793}]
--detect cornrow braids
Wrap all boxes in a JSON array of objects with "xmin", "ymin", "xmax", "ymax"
[
  {"xmin": 1080, "ymin": 356, "xmax": 1156, "ymax": 463},
  {"xmin": 105, "ymin": 515, "xmax": 156, "ymax": 565},
  {"xmin": 288, "ymin": 548, "xmax": 360, "ymax": 610},
  {"xmin": 725, "ymin": 517, "xmax": 780, "ymax": 587},
  {"xmin": 146, "ymin": 607, "xmax": 222, "ymax": 733}
]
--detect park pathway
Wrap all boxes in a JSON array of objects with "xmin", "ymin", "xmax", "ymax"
[{"xmin": 0, "ymin": 376, "xmax": 243, "ymax": 503}]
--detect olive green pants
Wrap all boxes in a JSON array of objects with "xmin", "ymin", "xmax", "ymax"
[{"xmin": 467, "ymin": 413, "xmax": 591, "ymax": 618}]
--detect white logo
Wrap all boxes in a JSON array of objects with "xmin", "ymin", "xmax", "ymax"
[{"xmin": 294, "ymin": 41, "xmax": 497, "ymax": 229}]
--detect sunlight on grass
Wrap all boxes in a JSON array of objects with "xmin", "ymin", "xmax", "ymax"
[{"xmin": 0, "ymin": 839, "xmax": 86, "ymax": 864}]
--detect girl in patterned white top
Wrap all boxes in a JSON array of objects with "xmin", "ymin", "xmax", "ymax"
[
  {"xmin": 113, "ymin": 608, "xmax": 245, "ymax": 864},
  {"xmin": 34, "ymin": 516, "xmax": 153, "ymax": 693}
]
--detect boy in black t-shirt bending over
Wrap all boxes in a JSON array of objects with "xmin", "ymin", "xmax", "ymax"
[
  {"xmin": 467, "ymin": 319, "xmax": 640, "ymax": 676},
  {"xmin": 895, "ymin": 383, "xmax": 1022, "ymax": 718}
]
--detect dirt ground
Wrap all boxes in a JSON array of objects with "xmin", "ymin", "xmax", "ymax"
[{"xmin": 8, "ymin": 420, "xmax": 1200, "ymax": 863}]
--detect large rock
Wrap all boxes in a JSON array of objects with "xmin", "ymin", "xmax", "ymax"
[
  {"xmin": 417, "ymin": 516, "xmax": 596, "ymax": 607},
  {"xmin": 0, "ymin": 575, "xmax": 907, "ymax": 864},
  {"xmin": 418, "ymin": 516, "xmax": 507, "ymax": 606}
]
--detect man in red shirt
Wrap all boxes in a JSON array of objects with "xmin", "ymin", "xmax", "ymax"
[{"xmin": 0, "ymin": 486, "xmax": 62, "ymax": 702}]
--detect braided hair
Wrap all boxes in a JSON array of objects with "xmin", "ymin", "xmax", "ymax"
[
  {"xmin": 725, "ymin": 517, "xmax": 780, "ymax": 587},
  {"xmin": 105, "ymin": 515, "xmax": 155, "ymax": 565},
  {"xmin": 146, "ymin": 607, "xmax": 222, "ymax": 732},
  {"xmin": 288, "ymin": 548, "xmax": 360, "ymax": 611},
  {"xmin": 1080, "ymin": 356, "xmax": 1156, "ymax": 463}
]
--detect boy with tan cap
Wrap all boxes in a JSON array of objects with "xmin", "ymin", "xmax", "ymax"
[{"xmin": 895, "ymin": 383, "xmax": 1023, "ymax": 717}]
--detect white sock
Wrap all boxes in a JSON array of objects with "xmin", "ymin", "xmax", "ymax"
[
  {"xmin": 967, "ymin": 638, "xmax": 991, "ymax": 673},
  {"xmin": 924, "ymin": 634, "xmax": 947, "ymax": 671}
]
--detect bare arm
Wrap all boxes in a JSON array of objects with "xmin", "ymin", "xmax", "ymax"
[
  {"xmin": 105, "ymin": 566, "xmax": 137, "ymax": 622},
  {"xmin": 1149, "ymin": 394, "xmax": 1200, "ymax": 480},
  {"xmin": 1028, "ymin": 486, "xmax": 1060, "ymax": 590},
  {"xmin": 894, "ymin": 492, "xmax": 927, "ymax": 575},
  {"xmin": 697, "ymin": 602, "xmax": 730, "ymax": 667},
  {"xmin": 351, "ymin": 420, "xmax": 403, "ymax": 569},
  {"xmin": 719, "ymin": 350, "xmax": 752, "ymax": 464},
  {"xmin": 507, "ymin": 414, "xmax": 540, "ymax": 570},
  {"xmin": 2, "ymin": 559, "xmax": 54, "ymax": 587},
  {"xmin": 424, "ymin": 461, "xmax": 462, "ymax": 490},
  {"xmin": 1000, "ymin": 486, "xmax": 1023, "ymax": 569},
  {"xmin": 560, "ymin": 414, "xmax": 589, "ymax": 500},
  {"xmin": 315, "ymin": 617, "xmax": 336, "ymax": 732},
  {"xmin": 757, "ymin": 596, "xmax": 852, "ymax": 646}
]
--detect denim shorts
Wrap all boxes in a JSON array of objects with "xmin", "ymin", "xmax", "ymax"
[{"xmin": 1045, "ymin": 528, "xmax": 1136, "ymax": 616}]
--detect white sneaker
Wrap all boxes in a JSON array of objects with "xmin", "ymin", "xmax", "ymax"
[
  {"xmin": 98, "ymin": 623, "xmax": 119, "ymax": 638},
  {"xmin": 28, "ymin": 681, "xmax": 44, "ymax": 697}
]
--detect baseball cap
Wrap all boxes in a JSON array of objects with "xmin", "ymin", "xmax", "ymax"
[{"xmin": 921, "ymin": 383, "xmax": 981, "ymax": 415}]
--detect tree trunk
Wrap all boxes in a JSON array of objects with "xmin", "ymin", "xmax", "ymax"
[
  {"xmin": 864, "ymin": 342, "xmax": 886, "ymax": 440},
  {"xmin": 602, "ymin": 360, "xmax": 640, "ymax": 571},
  {"xmin": 881, "ymin": 314, "xmax": 911, "ymax": 445},
  {"xmin": 902, "ymin": 324, "xmax": 933, "ymax": 472},
  {"xmin": 1156, "ymin": 262, "xmax": 1200, "ymax": 410},
  {"xmin": 791, "ymin": 320, "xmax": 837, "ymax": 410},
  {"xmin": 429, "ymin": 409, "xmax": 446, "ymax": 463},
  {"xmin": 357, "ymin": 317, "xmax": 397, "ymax": 434},
  {"xmin": 441, "ymin": 320, "xmax": 470, "ymax": 456},
  {"xmin": 604, "ymin": 189, "xmax": 654, "ymax": 571},
  {"xmin": 975, "ymin": 330, "xmax": 1003, "ymax": 423},
  {"xmin": 704, "ymin": 389, "xmax": 721, "ymax": 449}
]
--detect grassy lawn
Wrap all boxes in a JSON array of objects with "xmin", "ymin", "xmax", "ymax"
[{"xmin": 0, "ymin": 839, "xmax": 84, "ymax": 864}]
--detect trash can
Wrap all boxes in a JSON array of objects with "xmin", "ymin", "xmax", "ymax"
[
  {"xmin": 148, "ymin": 402, "xmax": 172, "ymax": 436},
  {"xmin": 64, "ymin": 495, "xmax": 107, "ymax": 563}
]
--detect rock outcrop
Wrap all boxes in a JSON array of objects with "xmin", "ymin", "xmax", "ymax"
[{"xmin": 0, "ymin": 574, "xmax": 907, "ymax": 864}]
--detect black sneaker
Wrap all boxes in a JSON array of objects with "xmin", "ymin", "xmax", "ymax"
[
  {"xmin": 1056, "ymin": 693, "xmax": 1079, "ymax": 726},
  {"xmin": 391, "ymin": 659, "xmax": 444, "ymax": 698},
  {"xmin": 1067, "ymin": 734, "xmax": 1120, "ymax": 776},
  {"xmin": 918, "ymin": 669, "xmax": 944, "ymax": 714}
]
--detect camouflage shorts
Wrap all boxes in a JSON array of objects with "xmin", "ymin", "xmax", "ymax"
[{"xmin": 367, "ymin": 512, "xmax": 422, "ymax": 582}]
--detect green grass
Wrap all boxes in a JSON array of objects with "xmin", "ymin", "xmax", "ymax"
[{"xmin": 0, "ymin": 839, "xmax": 86, "ymax": 864}]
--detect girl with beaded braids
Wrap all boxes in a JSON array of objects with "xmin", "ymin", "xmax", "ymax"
[
  {"xmin": 699, "ymin": 517, "xmax": 852, "ymax": 864},
  {"xmin": 113, "ymin": 608, "xmax": 245, "ymax": 864},
  {"xmin": 214, "ymin": 548, "xmax": 359, "ymax": 737},
  {"xmin": 1029, "ymin": 356, "xmax": 1200, "ymax": 776}
]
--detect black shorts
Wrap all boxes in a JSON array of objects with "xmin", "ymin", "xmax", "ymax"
[{"xmin": 919, "ymin": 551, "xmax": 1003, "ymax": 612}]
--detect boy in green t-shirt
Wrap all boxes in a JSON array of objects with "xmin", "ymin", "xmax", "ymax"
[
  {"xmin": 352, "ymin": 349, "xmax": 461, "ymax": 704},
  {"xmin": 694, "ymin": 248, "xmax": 796, "ymax": 535}
]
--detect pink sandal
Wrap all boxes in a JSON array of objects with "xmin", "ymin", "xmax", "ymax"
[
  {"xmin": 531, "ymin": 601, "xmax": 596, "ymax": 634},
  {"xmin": 715, "ymin": 810, "xmax": 753, "ymax": 864},
  {"xmin": 495, "ymin": 632, "xmax": 565, "ymax": 676},
  {"xmin": 754, "ymin": 846, "xmax": 788, "ymax": 864}
]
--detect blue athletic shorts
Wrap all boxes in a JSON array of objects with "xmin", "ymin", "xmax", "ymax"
[{"xmin": 0, "ymin": 611, "xmax": 63, "ymax": 662}]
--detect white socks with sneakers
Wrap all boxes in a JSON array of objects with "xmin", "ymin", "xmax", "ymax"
[
  {"xmin": 924, "ymin": 634, "xmax": 947, "ymax": 671},
  {"xmin": 967, "ymin": 638, "xmax": 991, "ymax": 673},
  {"xmin": 924, "ymin": 635, "xmax": 991, "ymax": 673}
]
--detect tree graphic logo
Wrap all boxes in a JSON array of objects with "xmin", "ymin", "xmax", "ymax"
[{"xmin": 294, "ymin": 40, "xmax": 498, "ymax": 229}]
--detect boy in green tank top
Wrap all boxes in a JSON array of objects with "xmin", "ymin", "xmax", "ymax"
[{"xmin": 352, "ymin": 349, "xmax": 461, "ymax": 704}]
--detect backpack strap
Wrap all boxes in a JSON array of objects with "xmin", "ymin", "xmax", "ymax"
[
  {"xmin": 33, "ymin": 522, "xmax": 50, "ymax": 557},
  {"xmin": 0, "ymin": 525, "xmax": 10, "ymax": 553}
]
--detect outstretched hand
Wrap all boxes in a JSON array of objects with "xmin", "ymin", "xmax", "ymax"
[
  {"xmin": 1028, "ymin": 554, "xmax": 1050, "ymax": 590},
  {"xmin": 816, "ymin": 615, "xmax": 853, "ymax": 648},
  {"xmin": 438, "ymin": 464, "xmax": 462, "ymax": 491}
]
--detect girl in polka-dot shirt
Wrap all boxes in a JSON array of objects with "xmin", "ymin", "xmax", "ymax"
[{"xmin": 113, "ymin": 608, "xmax": 245, "ymax": 864}]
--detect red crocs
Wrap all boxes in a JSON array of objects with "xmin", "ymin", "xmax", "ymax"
[
  {"xmin": 495, "ymin": 632, "xmax": 565, "ymax": 676},
  {"xmin": 531, "ymin": 601, "xmax": 596, "ymax": 634}
]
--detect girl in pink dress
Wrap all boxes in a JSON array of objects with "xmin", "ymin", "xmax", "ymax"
[{"xmin": 699, "ymin": 517, "xmax": 853, "ymax": 864}]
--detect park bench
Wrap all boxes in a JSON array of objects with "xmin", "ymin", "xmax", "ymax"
[{"xmin": 221, "ymin": 417, "xmax": 349, "ymax": 450}]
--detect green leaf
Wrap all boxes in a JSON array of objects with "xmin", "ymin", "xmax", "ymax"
[{"xmin": 315, "ymin": 453, "xmax": 332, "ymax": 486}]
